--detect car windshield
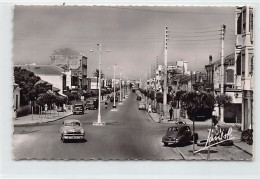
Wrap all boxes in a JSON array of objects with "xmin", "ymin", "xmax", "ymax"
[
  {"xmin": 168, "ymin": 127, "xmax": 178, "ymax": 131},
  {"xmin": 65, "ymin": 122, "xmax": 81, "ymax": 126}
]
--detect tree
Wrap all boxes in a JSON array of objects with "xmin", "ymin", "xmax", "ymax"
[
  {"xmin": 92, "ymin": 69, "xmax": 104, "ymax": 88},
  {"xmin": 181, "ymin": 91, "xmax": 215, "ymax": 153},
  {"xmin": 14, "ymin": 67, "xmax": 40, "ymax": 105},
  {"xmin": 50, "ymin": 48, "xmax": 81, "ymax": 70},
  {"xmin": 215, "ymin": 94, "xmax": 233, "ymax": 124},
  {"xmin": 174, "ymin": 90, "xmax": 186, "ymax": 108}
]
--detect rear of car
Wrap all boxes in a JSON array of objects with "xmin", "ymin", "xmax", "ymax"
[
  {"xmin": 138, "ymin": 102, "xmax": 146, "ymax": 110},
  {"xmin": 73, "ymin": 104, "xmax": 84, "ymax": 115}
]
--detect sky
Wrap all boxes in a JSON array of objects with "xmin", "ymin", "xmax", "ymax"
[{"xmin": 13, "ymin": 6, "xmax": 236, "ymax": 80}]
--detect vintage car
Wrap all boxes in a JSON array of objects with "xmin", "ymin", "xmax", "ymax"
[
  {"xmin": 110, "ymin": 96, "xmax": 118, "ymax": 102},
  {"xmin": 138, "ymin": 102, "xmax": 146, "ymax": 110},
  {"xmin": 60, "ymin": 119, "xmax": 85, "ymax": 143},
  {"xmin": 162, "ymin": 125, "xmax": 198, "ymax": 146},
  {"xmin": 86, "ymin": 98, "xmax": 98, "ymax": 110},
  {"xmin": 72, "ymin": 103, "xmax": 84, "ymax": 115},
  {"xmin": 175, "ymin": 120, "xmax": 187, "ymax": 125}
]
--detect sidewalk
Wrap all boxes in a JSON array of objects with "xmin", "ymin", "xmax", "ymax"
[
  {"xmin": 14, "ymin": 110, "xmax": 72, "ymax": 127},
  {"xmin": 148, "ymin": 111, "xmax": 253, "ymax": 156}
]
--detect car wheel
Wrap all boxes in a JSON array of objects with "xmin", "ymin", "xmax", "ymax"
[
  {"xmin": 179, "ymin": 137, "xmax": 187, "ymax": 146},
  {"xmin": 192, "ymin": 133, "xmax": 199, "ymax": 144},
  {"xmin": 62, "ymin": 137, "xmax": 67, "ymax": 143},
  {"xmin": 163, "ymin": 142, "xmax": 168, "ymax": 146}
]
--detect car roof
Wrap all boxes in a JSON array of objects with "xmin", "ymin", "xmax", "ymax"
[
  {"xmin": 169, "ymin": 125, "xmax": 188, "ymax": 129},
  {"xmin": 64, "ymin": 119, "xmax": 81, "ymax": 123}
]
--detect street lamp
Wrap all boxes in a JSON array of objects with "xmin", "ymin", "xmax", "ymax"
[
  {"xmin": 90, "ymin": 44, "xmax": 110, "ymax": 126},
  {"xmin": 111, "ymin": 64, "xmax": 118, "ymax": 111}
]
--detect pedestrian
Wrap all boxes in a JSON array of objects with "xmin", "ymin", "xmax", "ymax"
[
  {"xmin": 105, "ymin": 101, "xmax": 108, "ymax": 109},
  {"xmin": 148, "ymin": 104, "xmax": 152, "ymax": 113},
  {"xmin": 159, "ymin": 113, "xmax": 163, "ymax": 123},
  {"xmin": 169, "ymin": 107, "xmax": 173, "ymax": 121}
]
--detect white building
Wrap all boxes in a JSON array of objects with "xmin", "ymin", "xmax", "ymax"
[{"xmin": 14, "ymin": 64, "xmax": 66, "ymax": 94}]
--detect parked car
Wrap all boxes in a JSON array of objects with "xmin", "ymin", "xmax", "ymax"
[
  {"xmin": 136, "ymin": 96, "xmax": 141, "ymax": 100},
  {"xmin": 162, "ymin": 125, "xmax": 198, "ymax": 146},
  {"xmin": 72, "ymin": 103, "xmax": 84, "ymax": 115},
  {"xmin": 60, "ymin": 119, "xmax": 85, "ymax": 143},
  {"xmin": 138, "ymin": 102, "xmax": 146, "ymax": 110},
  {"xmin": 175, "ymin": 120, "xmax": 187, "ymax": 125},
  {"xmin": 110, "ymin": 96, "xmax": 118, "ymax": 102},
  {"xmin": 86, "ymin": 98, "xmax": 98, "ymax": 110}
]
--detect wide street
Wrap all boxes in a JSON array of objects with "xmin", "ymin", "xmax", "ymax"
[{"xmin": 13, "ymin": 92, "xmax": 252, "ymax": 160}]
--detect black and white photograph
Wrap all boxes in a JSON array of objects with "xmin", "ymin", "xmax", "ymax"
[{"xmin": 12, "ymin": 5, "xmax": 254, "ymax": 160}]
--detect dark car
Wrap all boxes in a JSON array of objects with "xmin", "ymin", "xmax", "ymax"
[
  {"xmin": 72, "ymin": 104, "xmax": 84, "ymax": 115},
  {"xmin": 136, "ymin": 96, "xmax": 141, "ymax": 100},
  {"xmin": 110, "ymin": 96, "xmax": 118, "ymax": 102},
  {"xmin": 162, "ymin": 125, "xmax": 198, "ymax": 146}
]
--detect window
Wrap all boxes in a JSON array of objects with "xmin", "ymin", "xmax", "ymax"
[
  {"xmin": 226, "ymin": 69, "xmax": 234, "ymax": 83},
  {"xmin": 236, "ymin": 53, "xmax": 241, "ymax": 75},
  {"xmin": 242, "ymin": 54, "xmax": 245, "ymax": 76},
  {"xmin": 237, "ymin": 12, "xmax": 242, "ymax": 34},
  {"xmin": 248, "ymin": 54, "xmax": 254, "ymax": 75},
  {"xmin": 242, "ymin": 10, "xmax": 246, "ymax": 33}
]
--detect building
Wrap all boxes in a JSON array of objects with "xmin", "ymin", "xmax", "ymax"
[
  {"xmin": 15, "ymin": 64, "xmax": 67, "ymax": 94},
  {"xmin": 205, "ymin": 54, "xmax": 242, "ymax": 123},
  {"xmin": 66, "ymin": 55, "xmax": 88, "ymax": 92},
  {"xmin": 235, "ymin": 6, "xmax": 254, "ymax": 130}
]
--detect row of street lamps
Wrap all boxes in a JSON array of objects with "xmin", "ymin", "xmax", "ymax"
[{"xmin": 91, "ymin": 44, "xmax": 128, "ymax": 126}]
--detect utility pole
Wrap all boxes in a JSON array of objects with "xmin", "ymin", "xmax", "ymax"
[
  {"xmin": 97, "ymin": 44, "xmax": 102, "ymax": 124},
  {"xmin": 154, "ymin": 56, "xmax": 158, "ymax": 111},
  {"xmin": 220, "ymin": 24, "xmax": 226, "ymax": 122},
  {"xmin": 119, "ymin": 69, "xmax": 122, "ymax": 102},
  {"xmin": 163, "ymin": 27, "xmax": 169, "ymax": 120}
]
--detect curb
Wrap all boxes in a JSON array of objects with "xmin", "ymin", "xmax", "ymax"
[
  {"xmin": 233, "ymin": 142, "xmax": 253, "ymax": 156},
  {"xmin": 14, "ymin": 113, "xmax": 73, "ymax": 127}
]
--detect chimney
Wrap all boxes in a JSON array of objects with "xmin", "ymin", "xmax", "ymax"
[{"xmin": 209, "ymin": 55, "xmax": 213, "ymax": 64}]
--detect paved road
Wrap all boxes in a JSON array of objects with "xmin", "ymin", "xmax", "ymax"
[
  {"xmin": 13, "ymin": 92, "xmax": 252, "ymax": 160},
  {"xmin": 13, "ymin": 93, "xmax": 184, "ymax": 160}
]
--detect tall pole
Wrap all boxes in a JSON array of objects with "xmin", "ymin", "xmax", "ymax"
[
  {"xmin": 220, "ymin": 25, "xmax": 226, "ymax": 123},
  {"xmin": 154, "ymin": 56, "xmax": 158, "ymax": 110},
  {"xmin": 97, "ymin": 44, "xmax": 102, "ymax": 124},
  {"xmin": 113, "ymin": 65, "xmax": 116, "ymax": 108},
  {"xmin": 119, "ymin": 70, "xmax": 122, "ymax": 102},
  {"xmin": 163, "ymin": 27, "xmax": 169, "ymax": 119}
]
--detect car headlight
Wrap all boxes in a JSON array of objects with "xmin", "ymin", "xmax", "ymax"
[
  {"xmin": 176, "ymin": 138, "xmax": 179, "ymax": 142},
  {"xmin": 63, "ymin": 131, "xmax": 67, "ymax": 134},
  {"xmin": 80, "ymin": 129, "xmax": 84, "ymax": 134}
]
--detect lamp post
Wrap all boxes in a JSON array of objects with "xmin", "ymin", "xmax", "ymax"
[
  {"xmin": 91, "ymin": 44, "xmax": 110, "ymax": 125},
  {"xmin": 111, "ymin": 64, "xmax": 118, "ymax": 111}
]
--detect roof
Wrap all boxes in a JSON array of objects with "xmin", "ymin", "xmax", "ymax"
[
  {"xmin": 14, "ymin": 65, "xmax": 65, "ymax": 76},
  {"xmin": 63, "ymin": 119, "xmax": 81, "ymax": 123},
  {"xmin": 35, "ymin": 79, "xmax": 52, "ymax": 86},
  {"xmin": 52, "ymin": 86, "xmax": 60, "ymax": 92},
  {"xmin": 205, "ymin": 53, "xmax": 235, "ymax": 68}
]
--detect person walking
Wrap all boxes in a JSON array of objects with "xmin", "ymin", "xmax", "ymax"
[
  {"xmin": 169, "ymin": 107, "xmax": 173, "ymax": 121},
  {"xmin": 148, "ymin": 104, "xmax": 152, "ymax": 113},
  {"xmin": 105, "ymin": 101, "xmax": 108, "ymax": 109}
]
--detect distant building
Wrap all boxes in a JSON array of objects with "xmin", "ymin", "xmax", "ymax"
[{"xmin": 14, "ymin": 64, "xmax": 67, "ymax": 94}]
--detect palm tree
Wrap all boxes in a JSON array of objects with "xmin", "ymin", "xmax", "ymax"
[{"xmin": 92, "ymin": 69, "xmax": 104, "ymax": 89}]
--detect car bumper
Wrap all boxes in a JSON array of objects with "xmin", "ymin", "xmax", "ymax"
[
  {"xmin": 73, "ymin": 111, "xmax": 84, "ymax": 114},
  {"xmin": 63, "ymin": 135, "xmax": 84, "ymax": 140},
  {"xmin": 162, "ymin": 139, "xmax": 179, "ymax": 144}
]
